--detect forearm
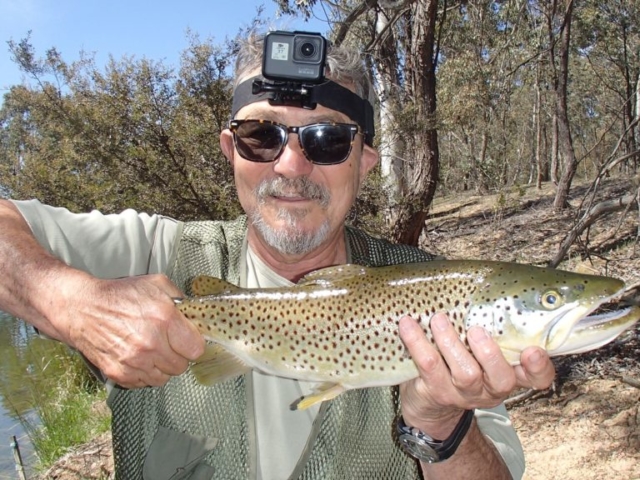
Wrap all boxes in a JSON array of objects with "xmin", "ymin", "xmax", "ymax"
[
  {"xmin": 0, "ymin": 200, "xmax": 203, "ymax": 387},
  {"xmin": 0, "ymin": 200, "xmax": 90, "ymax": 343},
  {"xmin": 420, "ymin": 420, "xmax": 512, "ymax": 480}
]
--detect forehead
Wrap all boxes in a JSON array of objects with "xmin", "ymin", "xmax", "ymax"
[{"xmin": 235, "ymin": 101, "xmax": 352, "ymax": 124}]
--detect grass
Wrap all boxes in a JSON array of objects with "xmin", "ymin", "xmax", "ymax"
[{"xmin": 17, "ymin": 341, "xmax": 111, "ymax": 472}]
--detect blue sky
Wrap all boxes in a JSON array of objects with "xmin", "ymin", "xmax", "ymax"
[{"xmin": 0, "ymin": 0, "xmax": 330, "ymax": 95}]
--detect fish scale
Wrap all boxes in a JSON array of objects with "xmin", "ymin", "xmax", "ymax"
[{"xmin": 177, "ymin": 260, "xmax": 640, "ymax": 410}]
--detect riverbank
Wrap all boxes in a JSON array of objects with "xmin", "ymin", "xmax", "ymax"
[
  {"xmin": 0, "ymin": 315, "xmax": 111, "ymax": 479},
  {"xmin": 34, "ymin": 430, "xmax": 113, "ymax": 480}
]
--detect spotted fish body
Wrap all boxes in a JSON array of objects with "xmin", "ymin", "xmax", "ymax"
[{"xmin": 177, "ymin": 260, "xmax": 639, "ymax": 410}]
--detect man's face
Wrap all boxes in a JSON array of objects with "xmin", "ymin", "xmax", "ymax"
[{"xmin": 220, "ymin": 100, "xmax": 378, "ymax": 257}]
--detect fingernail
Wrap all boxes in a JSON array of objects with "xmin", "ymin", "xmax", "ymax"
[
  {"xmin": 397, "ymin": 317, "xmax": 418, "ymax": 342},
  {"xmin": 468, "ymin": 326, "xmax": 489, "ymax": 343},
  {"xmin": 431, "ymin": 315, "xmax": 449, "ymax": 331},
  {"xmin": 529, "ymin": 349, "xmax": 543, "ymax": 364}
]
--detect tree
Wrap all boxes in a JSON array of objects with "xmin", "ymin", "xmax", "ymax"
[
  {"xmin": 275, "ymin": 0, "xmax": 442, "ymax": 245},
  {"xmin": 547, "ymin": 0, "xmax": 579, "ymax": 209},
  {"xmin": 0, "ymin": 34, "xmax": 242, "ymax": 219},
  {"xmin": 4, "ymin": 1, "xmax": 638, "ymax": 258},
  {"xmin": 392, "ymin": 0, "xmax": 440, "ymax": 245},
  {"xmin": 575, "ymin": 0, "xmax": 640, "ymax": 169}
]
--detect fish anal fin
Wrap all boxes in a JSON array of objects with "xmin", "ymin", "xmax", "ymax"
[
  {"xmin": 191, "ymin": 275, "xmax": 239, "ymax": 296},
  {"xmin": 297, "ymin": 264, "xmax": 369, "ymax": 287},
  {"xmin": 290, "ymin": 382, "xmax": 346, "ymax": 411},
  {"xmin": 190, "ymin": 343, "xmax": 250, "ymax": 386}
]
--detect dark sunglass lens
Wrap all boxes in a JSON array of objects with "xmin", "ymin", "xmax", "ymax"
[
  {"xmin": 235, "ymin": 122, "xmax": 285, "ymax": 162},
  {"xmin": 301, "ymin": 125, "xmax": 353, "ymax": 165}
]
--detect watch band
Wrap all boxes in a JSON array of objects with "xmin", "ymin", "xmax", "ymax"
[{"xmin": 397, "ymin": 409, "xmax": 475, "ymax": 463}]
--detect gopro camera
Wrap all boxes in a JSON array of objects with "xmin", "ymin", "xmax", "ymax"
[{"xmin": 263, "ymin": 31, "xmax": 327, "ymax": 84}]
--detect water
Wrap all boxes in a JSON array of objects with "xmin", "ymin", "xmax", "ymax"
[
  {"xmin": 0, "ymin": 312, "xmax": 54, "ymax": 478},
  {"xmin": 0, "ymin": 410, "xmax": 35, "ymax": 479}
]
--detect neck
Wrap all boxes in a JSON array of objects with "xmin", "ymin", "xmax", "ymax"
[{"xmin": 246, "ymin": 225, "xmax": 348, "ymax": 282}]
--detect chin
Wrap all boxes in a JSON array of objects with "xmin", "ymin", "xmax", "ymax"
[{"xmin": 251, "ymin": 211, "xmax": 331, "ymax": 256}]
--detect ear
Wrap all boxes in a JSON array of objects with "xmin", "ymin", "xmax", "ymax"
[
  {"xmin": 220, "ymin": 129, "xmax": 235, "ymax": 167},
  {"xmin": 358, "ymin": 144, "xmax": 379, "ymax": 185}
]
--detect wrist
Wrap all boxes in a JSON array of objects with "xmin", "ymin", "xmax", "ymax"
[
  {"xmin": 401, "ymin": 408, "xmax": 467, "ymax": 440},
  {"xmin": 34, "ymin": 263, "xmax": 95, "ymax": 345},
  {"xmin": 397, "ymin": 409, "xmax": 476, "ymax": 463}
]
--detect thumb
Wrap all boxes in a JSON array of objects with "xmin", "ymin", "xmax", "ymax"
[{"xmin": 168, "ymin": 310, "xmax": 206, "ymax": 361}]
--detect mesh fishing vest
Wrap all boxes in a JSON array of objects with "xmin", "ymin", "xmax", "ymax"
[{"xmin": 108, "ymin": 216, "xmax": 436, "ymax": 480}]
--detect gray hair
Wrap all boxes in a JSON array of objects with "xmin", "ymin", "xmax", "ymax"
[{"xmin": 233, "ymin": 31, "xmax": 375, "ymax": 105}]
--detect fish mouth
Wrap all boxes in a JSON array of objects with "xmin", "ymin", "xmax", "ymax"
[{"xmin": 545, "ymin": 292, "xmax": 640, "ymax": 357}]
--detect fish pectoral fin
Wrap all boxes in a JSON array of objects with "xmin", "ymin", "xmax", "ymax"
[
  {"xmin": 290, "ymin": 383, "xmax": 346, "ymax": 411},
  {"xmin": 191, "ymin": 275, "xmax": 240, "ymax": 296},
  {"xmin": 190, "ymin": 343, "xmax": 250, "ymax": 386},
  {"xmin": 297, "ymin": 264, "xmax": 369, "ymax": 287}
]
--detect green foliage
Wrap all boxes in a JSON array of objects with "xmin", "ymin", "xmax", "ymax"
[
  {"xmin": 6, "ymin": 337, "xmax": 110, "ymax": 471},
  {"xmin": 348, "ymin": 164, "xmax": 389, "ymax": 236},
  {"xmin": 2, "ymin": 1, "xmax": 639, "ymax": 226},
  {"xmin": 24, "ymin": 371, "xmax": 110, "ymax": 470},
  {"xmin": 0, "ymin": 33, "xmax": 242, "ymax": 220}
]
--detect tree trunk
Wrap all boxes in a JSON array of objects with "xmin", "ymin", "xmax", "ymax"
[
  {"xmin": 634, "ymin": 72, "xmax": 640, "ymax": 170},
  {"xmin": 535, "ymin": 68, "xmax": 549, "ymax": 188},
  {"xmin": 552, "ymin": 0, "xmax": 577, "ymax": 210},
  {"xmin": 550, "ymin": 112, "xmax": 559, "ymax": 185},
  {"xmin": 375, "ymin": 8, "xmax": 405, "ymax": 220},
  {"xmin": 620, "ymin": 22, "xmax": 638, "ymax": 171},
  {"xmin": 392, "ymin": 0, "xmax": 440, "ymax": 246}
]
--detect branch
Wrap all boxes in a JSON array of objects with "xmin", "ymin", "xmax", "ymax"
[
  {"xmin": 333, "ymin": 0, "xmax": 379, "ymax": 47},
  {"xmin": 549, "ymin": 189, "xmax": 640, "ymax": 268},
  {"xmin": 364, "ymin": 7, "xmax": 408, "ymax": 53},
  {"xmin": 621, "ymin": 376, "xmax": 640, "ymax": 390}
]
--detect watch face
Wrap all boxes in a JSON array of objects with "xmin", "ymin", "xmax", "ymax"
[{"xmin": 398, "ymin": 433, "xmax": 440, "ymax": 464}]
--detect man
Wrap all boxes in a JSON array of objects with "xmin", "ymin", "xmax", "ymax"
[{"xmin": 0, "ymin": 32, "xmax": 554, "ymax": 479}]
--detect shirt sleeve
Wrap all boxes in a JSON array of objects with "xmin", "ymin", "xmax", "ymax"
[
  {"xmin": 476, "ymin": 404, "xmax": 525, "ymax": 479},
  {"xmin": 11, "ymin": 199, "xmax": 181, "ymax": 278}
]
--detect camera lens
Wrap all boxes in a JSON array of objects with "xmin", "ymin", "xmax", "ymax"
[{"xmin": 300, "ymin": 42, "xmax": 316, "ymax": 58}]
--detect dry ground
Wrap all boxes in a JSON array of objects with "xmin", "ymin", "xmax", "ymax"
[
  {"xmin": 40, "ymin": 177, "xmax": 640, "ymax": 479},
  {"xmin": 423, "ymin": 177, "xmax": 640, "ymax": 480}
]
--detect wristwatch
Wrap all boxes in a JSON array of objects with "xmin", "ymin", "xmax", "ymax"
[{"xmin": 396, "ymin": 409, "xmax": 475, "ymax": 463}]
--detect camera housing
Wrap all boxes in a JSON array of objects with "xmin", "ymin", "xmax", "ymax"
[{"xmin": 263, "ymin": 31, "xmax": 327, "ymax": 84}]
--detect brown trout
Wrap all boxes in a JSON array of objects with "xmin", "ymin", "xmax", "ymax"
[{"xmin": 176, "ymin": 260, "xmax": 639, "ymax": 410}]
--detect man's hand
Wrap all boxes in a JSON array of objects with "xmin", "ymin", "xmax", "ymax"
[
  {"xmin": 58, "ymin": 274, "xmax": 205, "ymax": 389},
  {"xmin": 398, "ymin": 312, "xmax": 555, "ymax": 438},
  {"xmin": 0, "ymin": 200, "xmax": 204, "ymax": 389}
]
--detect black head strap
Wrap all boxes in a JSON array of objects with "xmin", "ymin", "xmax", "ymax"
[{"xmin": 231, "ymin": 76, "xmax": 375, "ymax": 146}]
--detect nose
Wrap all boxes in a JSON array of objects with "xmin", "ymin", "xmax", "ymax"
[{"xmin": 273, "ymin": 133, "xmax": 314, "ymax": 178}]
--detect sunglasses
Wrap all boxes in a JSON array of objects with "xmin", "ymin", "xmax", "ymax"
[{"xmin": 228, "ymin": 119, "xmax": 363, "ymax": 165}]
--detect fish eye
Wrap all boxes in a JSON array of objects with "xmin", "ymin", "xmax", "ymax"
[{"xmin": 541, "ymin": 290, "xmax": 562, "ymax": 309}]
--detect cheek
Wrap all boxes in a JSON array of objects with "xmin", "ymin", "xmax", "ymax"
[
  {"xmin": 234, "ymin": 162, "xmax": 264, "ymax": 205},
  {"xmin": 327, "ymin": 163, "xmax": 359, "ymax": 207}
]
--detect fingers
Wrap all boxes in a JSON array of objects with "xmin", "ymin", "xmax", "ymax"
[
  {"xmin": 167, "ymin": 314, "xmax": 206, "ymax": 362},
  {"xmin": 139, "ymin": 274, "xmax": 205, "ymax": 362},
  {"xmin": 400, "ymin": 312, "xmax": 555, "ymax": 407},
  {"xmin": 514, "ymin": 346, "xmax": 556, "ymax": 390},
  {"xmin": 432, "ymin": 315, "xmax": 485, "ymax": 397},
  {"xmin": 69, "ymin": 274, "xmax": 205, "ymax": 389},
  {"xmin": 466, "ymin": 326, "xmax": 516, "ymax": 397},
  {"xmin": 399, "ymin": 313, "xmax": 519, "ymax": 413},
  {"xmin": 398, "ymin": 315, "xmax": 442, "ymax": 376},
  {"xmin": 103, "ymin": 362, "xmax": 171, "ymax": 389}
]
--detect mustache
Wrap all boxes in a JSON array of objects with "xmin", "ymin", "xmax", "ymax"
[{"xmin": 256, "ymin": 176, "xmax": 331, "ymax": 207}]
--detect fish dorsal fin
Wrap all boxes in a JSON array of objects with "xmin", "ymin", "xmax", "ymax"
[
  {"xmin": 297, "ymin": 264, "xmax": 369, "ymax": 287},
  {"xmin": 190, "ymin": 343, "xmax": 251, "ymax": 386},
  {"xmin": 191, "ymin": 275, "xmax": 240, "ymax": 296}
]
